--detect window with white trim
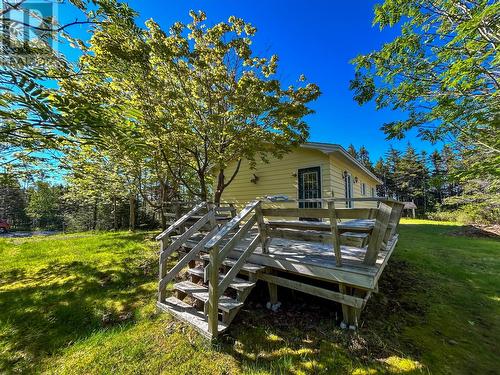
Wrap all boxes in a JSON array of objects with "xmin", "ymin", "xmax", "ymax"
[
  {"xmin": 361, "ymin": 182, "xmax": 366, "ymax": 196},
  {"xmin": 371, "ymin": 187, "xmax": 376, "ymax": 197}
]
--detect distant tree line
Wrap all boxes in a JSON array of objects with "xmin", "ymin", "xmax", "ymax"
[
  {"xmin": 0, "ymin": 0, "xmax": 498, "ymax": 230},
  {"xmin": 1, "ymin": 140, "xmax": 497, "ymax": 232},
  {"xmin": 0, "ymin": 176, "xmax": 163, "ymax": 232},
  {"xmin": 347, "ymin": 143, "xmax": 499, "ymax": 224}
]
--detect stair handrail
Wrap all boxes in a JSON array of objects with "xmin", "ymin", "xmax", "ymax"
[
  {"xmin": 204, "ymin": 200, "xmax": 261, "ymax": 249},
  {"xmin": 156, "ymin": 202, "xmax": 206, "ymax": 241},
  {"xmin": 157, "ymin": 203, "xmax": 217, "ymax": 302},
  {"xmin": 204, "ymin": 200, "xmax": 262, "ymax": 335},
  {"xmin": 158, "ymin": 211, "xmax": 218, "ymax": 294}
]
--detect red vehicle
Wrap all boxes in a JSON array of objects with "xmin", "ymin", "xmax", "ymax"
[{"xmin": 0, "ymin": 219, "xmax": 10, "ymax": 233}]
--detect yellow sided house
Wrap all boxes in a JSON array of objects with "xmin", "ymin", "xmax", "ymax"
[
  {"xmin": 218, "ymin": 142, "xmax": 382, "ymax": 209},
  {"xmin": 155, "ymin": 142, "xmax": 405, "ymax": 339}
]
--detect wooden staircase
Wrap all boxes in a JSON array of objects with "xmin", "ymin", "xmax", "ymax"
[
  {"xmin": 156, "ymin": 199, "xmax": 405, "ymax": 338},
  {"xmin": 156, "ymin": 201, "xmax": 268, "ymax": 339},
  {"xmin": 157, "ymin": 259, "xmax": 264, "ymax": 339}
]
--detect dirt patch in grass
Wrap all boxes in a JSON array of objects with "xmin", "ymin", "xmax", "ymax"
[
  {"xmin": 217, "ymin": 258, "xmax": 429, "ymax": 373},
  {"xmin": 448, "ymin": 224, "xmax": 500, "ymax": 238}
]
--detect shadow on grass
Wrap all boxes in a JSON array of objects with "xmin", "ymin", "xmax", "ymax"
[
  {"xmin": 2, "ymin": 224, "xmax": 497, "ymax": 373},
  {"xmin": 215, "ymin": 222, "xmax": 499, "ymax": 373},
  {"xmin": 217, "ymin": 258, "xmax": 429, "ymax": 374},
  {"xmin": 0, "ymin": 257, "xmax": 157, "ymax": 374}
]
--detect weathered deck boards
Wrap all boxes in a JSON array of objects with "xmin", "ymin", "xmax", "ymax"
[
  {"xmin": 158, "ymin": 200, "xmax": 405, "ymax": 337},
  {"xmin": 267, "ymin": 219, "xmax": 375, "ymax": 232},
  {"xmin": 182, "ymin": 227, "xmax": 396, "ymax": 290}
]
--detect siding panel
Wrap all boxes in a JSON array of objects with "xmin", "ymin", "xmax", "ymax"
[
  {"xmin": 220, "ymin": 148, "xmax": 331, "ymax": 208},
  {"xmin": 218, "ymin": 147, "xmax": 380, "ymax": 210}
]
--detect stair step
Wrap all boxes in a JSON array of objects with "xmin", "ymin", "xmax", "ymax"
[
  {"xmin": 173, "ymin": 281, "xmax": 243, "ymax": 312},
  {"xmin": 157, "ymin": 297, "xmax": 227, "ymax": 339},
  {"xmin": 187, "ymin": 267, "xmax": 256, "ymax": 292},
  {"xmin": 190, "ymin": 215, "xmax": 231, "ymax": 221},
  {"xmin": 170, "ymin": 232, "xmax": 204, "ymax": 243},
  {"xmin": 200, "ymin": 254, "xmax": 267, "ymax": 273},
  {"xmin": 340, "ymin": 232, "xmax": 369, "ymax": 238}
]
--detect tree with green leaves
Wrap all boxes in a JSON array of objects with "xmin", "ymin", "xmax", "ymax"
[
  {"xmin": 58, "ymin": 4, "xmax": 189, "ymax": 226},
  {"xmin": 0, "ymin": 0, "xmax": 139, "ymax": 187},
  {"xmin": 63, "ymin": 144, "xmax": 134, "ymax": 230},
  {"xmin": 26, "ymin": 181, "xmax": 64, "ymax": 230},
  {"xmin": 148, "ymin": 11, "xmax": 321, "ymax": 203},
  {"xmin": 0, "ymin": 173, "xmax": 28, "ymax": 228},
  {"xmin": 61, "ymin": 9, "xmax": 320, "ymax": 204},
  {"xmin": 373, "ymin": 157, "xmax": 389, "ymax": 196},
  {"xmin": 384, "ymin": 146, "xmax": 402, "ymax": 198},
  {"xmin": 392, "ymin": 144, "xmax": 422, "ymax": 201},
  {"xmin": 441, "ymin": 145, "xmax": 499, "ymax": 224},
  {"xmin": 350, "ymin": 0, "xmax": 499, "ymax": 178}
]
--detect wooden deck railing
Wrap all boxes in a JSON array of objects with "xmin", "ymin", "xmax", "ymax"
[
  {"xmin": 203, "ymin": 200, "xmax": 265, "ymax": 335},
  {"xmin": 260, "ymin": 198, "xmax": 405, "ymax": 267},
  {"xmin": 156, "ymin": 202, "xmax": 206, "ymax": 241},
  {"xmin": 157, "ymin": 202, "xmax": 218, "ymax": 301},
  {"xmin": 157, "ymin": 198, "xmax": 405, "ymax": 335}
]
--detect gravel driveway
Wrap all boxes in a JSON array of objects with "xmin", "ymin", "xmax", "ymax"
[{"xmin": 0, "ymin": 231, "xmax": 60, "ymax": 238}]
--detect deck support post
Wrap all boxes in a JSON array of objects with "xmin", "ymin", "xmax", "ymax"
[
  {"xmin": 339, "ymin": 284, "xmax": 350, "ymax": 328},
  {"xmin": 328, "ymin": 201, "xmax": 342, "ymax": 267},
  {"xmin": 339, "ymin": 285, "xmax": 364, "ymax": 330},
  {"xmin": 267, "ymin": 282, "xmax": 278, "ymax": 304}
]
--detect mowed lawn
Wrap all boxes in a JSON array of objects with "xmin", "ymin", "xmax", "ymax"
[{"xmin": 0, "ymin": 220, "xmax": 498, "ymax": 374}]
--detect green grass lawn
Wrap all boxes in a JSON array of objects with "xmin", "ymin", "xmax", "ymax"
[{"xmin": 0, "ymin": 220, "xmax": 498, "ymax": 374}]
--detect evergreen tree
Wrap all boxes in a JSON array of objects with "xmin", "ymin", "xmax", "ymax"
[
  {"xmin": 357, "ymin": 146, "xmax": 373, "ymax": 170},
  {"xmin": 420, "ymin": 150, "xmax": 430, "ymax": 212},
  {"xmin": 396, "ymin": 144, "xmax": 423, "ymax": 200},
  {"xmin": 430, "ymin": 149, "xmax": 446, "ymax": 203},
  {"xmin": 347, "ymin": 144, "xmax": 358, "ymax": 159},
  {"xmin": 373, "ymin": 158, "xmax": 389, "ymax": 197},
  {"xmin": 0, "ymin": 173, "xmax": 28, "ymax": 228},
  {"xmin": 384, "ymin": 146, "xmax": 401, "ymax": 198}
]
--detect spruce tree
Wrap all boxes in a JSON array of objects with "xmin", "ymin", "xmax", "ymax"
[
  {"xmin": 357, "ymin": 146, "xmax": 373, "ymax": 170},
  {"xmin": 347, "ymin": 144, "xmax": 358, "ymax": 159}
]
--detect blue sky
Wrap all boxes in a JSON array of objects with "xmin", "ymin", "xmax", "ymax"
[{"xmin": 57, "ymin": 0, "xmax": 442, "ymax": 162}]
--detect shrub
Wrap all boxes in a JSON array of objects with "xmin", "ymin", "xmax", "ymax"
[{"xmin": 428, "ymin": 203, "xmax": 500, "ymax": 225}]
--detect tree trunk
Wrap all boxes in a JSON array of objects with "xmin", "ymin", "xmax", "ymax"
[
  {"xmin": 112, "ymin": 195, "xmax": 117, "ymax": 231},
  {"xmin": 129, "ymin": 195, "xmax": 136, "ymax": 232},
  {"xmin": 214, "ymin": 169, "xmax": 225, "ymax": 205},
  {"xmin": 160, "ymin": 210, "xmax": 167, "ymax": 230},
  {"xmin": 214, "ymin": 160, "xmax": 242, "ymax": 205},
  {"xmin": 92, "ymin": 198, "xmax": 98, "ymax": 231},
  {"xmin": 199, "ymin": 175, "xmax": 208, "ymax": 202}
]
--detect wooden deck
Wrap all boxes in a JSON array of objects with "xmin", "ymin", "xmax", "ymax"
[
  {"xmin": 157, "ymin": 199, "xmax": 405, "ymax": 337},
  {"xmin": 182, "ymin": 226, "xmax": 397, "ymax": 291}
]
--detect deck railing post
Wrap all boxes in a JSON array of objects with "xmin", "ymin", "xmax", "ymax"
[
  {"xmin": 207, "ymin": 243, "xmax": 220, "ymax": 337},
  {"xmin": 229, "ymin": 203, "xmax": 236, "ymax": 218},
  {"xmin": 328, "ymin": 201, "xmax": 342, "ymax": 267},
  {"xmin": 158, "ymin": 237, "xmax": 168, "ymax": 302},
  {"xmin": 254, "ymin": 201, "xmax": 269, "ymax": 254},
  {"xmin": 363, "ymin": 202, "xmax": 392, "ymax": 265}
]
